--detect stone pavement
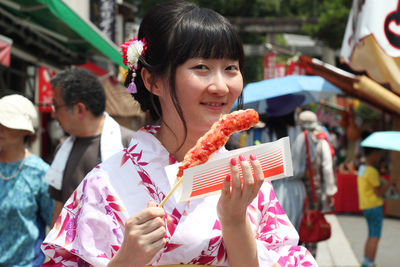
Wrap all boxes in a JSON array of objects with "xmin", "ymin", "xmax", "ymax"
[
  {"xmin": 315, "ymin": 213, "xmax": 400, "ymax": 267},
  {"xmin": 316, "ymin": 214, "xmax": 359, "ymax": 267}
]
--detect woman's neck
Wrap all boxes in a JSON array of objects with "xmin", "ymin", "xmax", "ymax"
[
  {"xmin": 0, "ymin": 144, "xmax": 27, "ymax": 162},
  {"xmin": 156, "ymin": 124, "xmax": 202, "ymax": 162}
]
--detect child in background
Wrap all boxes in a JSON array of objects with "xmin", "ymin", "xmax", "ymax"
[{"xmin": 357, "ymin": 147, "xmax": 396, "ymax": 267}]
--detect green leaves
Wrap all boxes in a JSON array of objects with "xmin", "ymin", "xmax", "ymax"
[{"xmin": 302, "ymin": 0, "xmax": 352, "ymax": 49}]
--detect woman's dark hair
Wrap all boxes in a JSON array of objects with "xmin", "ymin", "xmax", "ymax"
[
  {"xmin": 50, "ymin": 68, "xmax": 106, "ymax": 117},
  {"xmin": 125, "ymin": 0, "xmax": 244, "ymax": 137}
]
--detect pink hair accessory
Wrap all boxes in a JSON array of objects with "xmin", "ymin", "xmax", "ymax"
[
  {"xmin": 126, "ymin": 80, "xmax": 137, "ymax": 94},
  {"xmin": 120, "ymin": 37, "xmax": 147, "ymax": 93}
]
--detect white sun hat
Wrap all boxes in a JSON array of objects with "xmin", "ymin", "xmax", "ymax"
[
  {"xmin": 298, "ymin": 110, "xmax": 318, "ymax": 131},
  {"xmin": 0, "ymin": 94, "xmax": 38, "ymax": 133}
]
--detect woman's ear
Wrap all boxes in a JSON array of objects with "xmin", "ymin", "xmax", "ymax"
[{"xmin": 141, "ymin": 68, "xmax": 163, "ymax": 97}]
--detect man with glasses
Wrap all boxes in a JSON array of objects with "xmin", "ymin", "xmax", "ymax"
[{"xmin": 44, "ymin": 68, "xmax": 135, "ymax": 226}]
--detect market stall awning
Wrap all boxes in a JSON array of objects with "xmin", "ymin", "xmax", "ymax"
[
  {"xmin": 0, "ymin": 0, "xmax": 124, "ymax": 68},
  {"xmin": 299, "ymin": 56, "xmax": 400, "ymax": 117}
]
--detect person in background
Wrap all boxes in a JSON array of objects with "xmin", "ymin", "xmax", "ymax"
[
  {"xmin": 0, "ymin": 94, "xmax": 54, "ymax": 266},
  {"xmin": 45, "ymin": 68, "xmax": 135, "ymax": 226},
  {"xmin": 327, "ymin": 126, "xmax": 339, "ymax": 166},
  {"xmin": 357, "ymin": 147, "xmax": 396, "ymax": 267},
  {"xmin": 256, "ymin": 94, "xmax": 312, "ymax": 232},
  {"xmin": 298, "ymin": 110, "xmax": 337, "ymax": 257},
  {"xmin": 41, "ymin": 1, "xmax": 317, "ymax": 266}
]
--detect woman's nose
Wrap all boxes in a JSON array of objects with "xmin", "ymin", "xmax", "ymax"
[{"xmin": 207, "ymin": 73, "xmax": 229, "ymax": 95}]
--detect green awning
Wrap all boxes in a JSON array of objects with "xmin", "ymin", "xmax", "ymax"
[
  {"xmin": 38, "ymin": 0, "xmax": 123, "ymax": 67},
  {"xmin": 0, "ymin": 0, "xmax": 124, "ymax": 68}
]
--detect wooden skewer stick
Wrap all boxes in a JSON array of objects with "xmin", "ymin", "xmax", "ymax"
[{"xmin": 158, "ymin": 177, "xmax": 184, "ymax": 207}]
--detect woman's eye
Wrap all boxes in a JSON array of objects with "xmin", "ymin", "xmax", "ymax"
[
  {"xmin": 194, "ymin": 64, "xmax": 208, "ymax": 70},
  {"xmin": 226, "ymin": 65, "xmax": 239, "ymax": 71}
]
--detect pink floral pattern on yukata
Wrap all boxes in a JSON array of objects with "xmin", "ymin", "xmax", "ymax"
[
  {"xmin": 41, "ymin": 126, "xmax": 317, "ymax": 266},
  {"xmin": 120, "ymin": 138, "xmax": 185, "ymax": 264},
  {"xmin": 255, "ymin": 189, "xmax": 315, "ymax": 266},
  {"xmin": 42, "ymin": 175, "xmax": 125, "ymax": 266}
]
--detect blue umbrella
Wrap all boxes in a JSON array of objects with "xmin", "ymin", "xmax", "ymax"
[
  {"xmin": 361, "ymin": 131, "xmax": 400, "ymax": 152},
  {"xmin": 235, "ymin": 75, "xmax": 341, "ymax": 113}
]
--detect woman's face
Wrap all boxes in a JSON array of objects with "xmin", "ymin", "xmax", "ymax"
[
  {"xmin": 0, "ymin": 124, "xmax": 28, "ymax": 149},
  {"xmin": 161, "ymin": 57, "xmax": 243, "ymax": 134}
]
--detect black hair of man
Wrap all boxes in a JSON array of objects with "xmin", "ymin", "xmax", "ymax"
[{"xmin": 50, "ymin": 68, "xmax": 106, "ymax": 117}]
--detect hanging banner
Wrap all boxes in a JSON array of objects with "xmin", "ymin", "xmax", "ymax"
[
  {"xmin": 263, "ymin": 52, "xmax": 276, "ymax": 80},
  {"xmin": 275, "ymin": 63, "xmax": 286, "ymax": 78},
  {"xmin": 287, "ymin": 61, "xmax": 307, "ymax": 75},
  {"xmin": 38, "ymin": 67, "xmax": 56, "ymax": 113},
  {"xmin": 340, "ymin": 0, "xmax": 400, "ymax": 95},
  {"xmin": 91, "ymin": 0, "xmax": 116, "ymax": 42}
]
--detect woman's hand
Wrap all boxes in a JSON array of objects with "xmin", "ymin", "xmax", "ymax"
[
  {"xmin": 108, "ymin": 201, "xmax": 166, "ymax": 267},
  {"xmin": 217, "ymin": 154, "xmax": 264, "ymax": 225},
  {"xmin": 216, "ymin": 154, "xmax": 264, "ymax": 267}
]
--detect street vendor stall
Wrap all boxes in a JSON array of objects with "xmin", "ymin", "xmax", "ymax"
[{"xmin": 299, "ymin": 56, "xmax": 400, "ymax": 217}]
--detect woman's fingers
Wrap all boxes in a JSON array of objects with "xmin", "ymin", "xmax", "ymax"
[
  {"xmin": 250, "ymin": 154, "xmax": 264, "ymax": 189},
  {"xmin": 220, "ymin": 174, "xmax": 231, "ymax": 198},
  {"xmin": 230, "ymin": 157, "xmax": 242, "ymax": 197},
  {"xmin": 136, "ymin": 214, "xmax": 165, "ymax": 235},
  {"xmin": 112, "ymin": 205, "xmax": 166, "ymax": 266},
  {"xmin": 125, "ymin": 206, "xmax": 165, "ymax": 243},
  {"xmin": 130, "ymin": 206, "xmax": 165, "ymax": 225},
  {"xmin": 218, "ymin": 155, "xmax": 264, "ymax": 224},
  {"xmin": 238, "ymin": 154, "xmax": 254, "ymax": 198},
  {"xmin": 147, "ymin": 234, "xmax": 167, "ymax": 252},
  {"xmin": 144, "ymin": 223, "xmax": 166, "ymax": 244},
  {"xmin": 228, "ymin": 154, "xmax": 264, "ymax": 200}
]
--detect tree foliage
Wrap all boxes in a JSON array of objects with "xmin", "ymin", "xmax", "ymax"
[
  {"xmin": 138, "ymin": 0, "xmax": 281, "ymax": 17},
  {"xmin": 138, "ymin": 0, "xmax": 352, "ymax": 49},
  {"xmin": 302, "ymin": 0, "xmax": 352, "ymax": 49},
  {"xmin": 137, "ymin": 0, "xmax": 352, "ymax": 81}
]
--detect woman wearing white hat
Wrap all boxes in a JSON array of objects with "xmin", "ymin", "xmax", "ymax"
[{"xmin": 0, "ymin": 94, "xmax": 54, "ymax": 266}]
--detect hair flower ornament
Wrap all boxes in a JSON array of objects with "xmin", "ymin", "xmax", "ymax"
[{"xmin": 120, "ymin": 37, "xmax": 147, "ymax": 94}]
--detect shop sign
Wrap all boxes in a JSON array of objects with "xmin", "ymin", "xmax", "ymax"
[
  {"xmin": 38, "ymin": 67, "xmax": 55, "ymax": 113},
  {"xmin": 287, "ymin": 61, "xmax": 307, "ymax": 75},
  {"xmin": 275, "ymin": 63, "xmax": 286, "ymax": 78},
  {"xmin": 263, "ymin": 52, "xmax": 276, "ymax": 80}
]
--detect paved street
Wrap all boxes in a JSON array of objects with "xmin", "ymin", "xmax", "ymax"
[{"xmin": 316, "ymin": 213, "xmax": 400, "ymax": 267}]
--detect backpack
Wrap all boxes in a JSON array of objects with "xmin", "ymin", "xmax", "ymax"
[{"xmin": 314, "ymin": 131, "xmax": 335, "ymax": 160}]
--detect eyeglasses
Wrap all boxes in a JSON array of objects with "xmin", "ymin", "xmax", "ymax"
[{"xmin": 51, "ymin": 102, "xmax": 74, "ymax": 112}]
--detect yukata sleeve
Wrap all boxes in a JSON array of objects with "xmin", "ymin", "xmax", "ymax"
[
  {"xmin": 41, "ymin": 168, "xmax": 127, "ymax": 267},
  {"xmin": 252, "ymin": 182, "xmax": 318, "ymax": 267}
]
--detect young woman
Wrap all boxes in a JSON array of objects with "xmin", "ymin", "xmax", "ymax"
[
  {"xmin": 41, "ymin": 1, "xmax": 317, "ymax": 266},
  {"xmin": 0, "ymin": 94, "xmax": 54, "ymax": 266}
]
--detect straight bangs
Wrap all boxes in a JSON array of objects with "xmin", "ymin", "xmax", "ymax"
[{"xmin": 169, "ymin": 7, "xmax": 244, "ymax": 70}]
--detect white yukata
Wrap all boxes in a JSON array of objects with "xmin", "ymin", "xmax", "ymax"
[{"xmin": 41, "ymin": 126, "xmax": 318, "ymax": 267}]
